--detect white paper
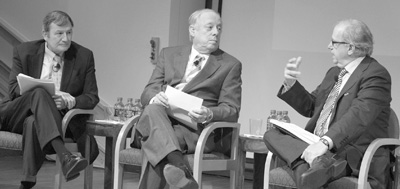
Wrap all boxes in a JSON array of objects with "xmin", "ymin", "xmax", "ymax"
[
  {"xmin": 165, "ymin": 86, "xmax": 203, "ymax": 130},
  {"xmin": 17, "ymin": 73, "xmax": 55, "ymax": 95},
  {"xmin": 270, "ymin": 119, "xmax": 320, "ymax": 144}
]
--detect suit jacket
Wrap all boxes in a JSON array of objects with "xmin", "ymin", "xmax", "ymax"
[
  {"xmin": 141, "ymin": 45, "xmax": 242, "ymax": 123},
  {"xmin": 4, "ymin": 39, "xmax": 100, "ymax": 161},
  {"xmin": 278, "ymin": 56, "xmax": 391, "ymax": 175}
]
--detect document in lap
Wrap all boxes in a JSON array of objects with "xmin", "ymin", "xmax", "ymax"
[
  {"xmin": 17, "ymin": 73, "xmax": 55, "ymax": 95},
  {"xmin": 165, "ymin": 85, "xmax": 203, "ymax": 130},
  {"xmin": 270, "ymin": 119, "xmax": 320, "ymax": 144}
]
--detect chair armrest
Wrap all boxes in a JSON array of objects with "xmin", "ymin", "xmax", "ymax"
[
  {"xmin": 113, "ymin": 115, "xmax": 141, "ymax": 166},
  {"xmin": 193, "ymin": 122, "xmax": 240, "ymax": 175},
  {"xmin": 264, "ymin": 151, "xmax": 274, "ymax": 189},
  {"xmin": 358, "ymin": 138, "xmax": 400, "ymax": 189},
  {"xmin": 61, "ymin": 109, "xmax": 96, "ymax": 139}
]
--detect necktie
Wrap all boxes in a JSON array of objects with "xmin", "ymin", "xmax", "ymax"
[
  {"xmin": 314, "ymin": 69, "xmax": 348, "ymax": 136},
  {"xmin": 51, "ymin": 55, "xmax": 62, "ymax": 91},
  {"xmin": 186, "ymin": 55, "xmax": 205, "ymax": 82}
]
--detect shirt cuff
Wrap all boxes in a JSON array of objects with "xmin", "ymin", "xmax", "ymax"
[
  {"xmin": 321, "ymin": 136, "xmax": 334, "ymax": 150},
  {"xmin": 282, "ymin": 79, "xmax": 295, "ymax": 93}
]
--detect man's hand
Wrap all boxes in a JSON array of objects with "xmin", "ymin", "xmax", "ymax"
[
  {"xmin": 301, "ymin": 141, "xmax": 328, "ymax": 165},
  {"xmin": 152, "ymin": 91, "xmax": 169, "ymax": 108},
  {"xmin": 53, "ymin": 91, "xmax": 75, "ymax": 110},
  {"xmin": 284, "ymin": 56, "xmax": 302, "ymax": 85},
  {"xmin": 189, "ymin": 106, "xmax": 211, "ymax": 123}
]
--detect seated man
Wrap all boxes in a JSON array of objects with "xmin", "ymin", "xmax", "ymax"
[
  {"xmin": 0, "ymin": 10, "xmax": 99, "ymax": 189},
  {"xmin": 133, "ymin": 9, "xmax": 242, "ymax": 189},
  {"xmin": 264, "ymin": 19, "xmax": 392, "ymax": 189}
]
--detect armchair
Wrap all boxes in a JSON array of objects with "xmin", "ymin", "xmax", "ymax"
[
  {"xmin": 0, "ymin": 108, "xmax": 95, "ymax": 189},
  {"xmin": 113, "ymin": 115, "xmax": 241, "ymax": 189},
  {"xmin": 264, "ymin": 108, "xmax": 400, "ymax": 189}
]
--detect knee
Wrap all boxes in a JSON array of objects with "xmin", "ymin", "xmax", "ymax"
[{"xmin": 142, "ymin": 104, "xmax": 166, "ymax": 115}]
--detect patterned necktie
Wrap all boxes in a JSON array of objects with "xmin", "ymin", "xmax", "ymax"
[
  {"xmin": 186, "ymin": 55, "xmax": 205, "ymax": 82},
  {"xmin": 314, "ymin": 69, "xmax": 348, "ymax": 136},
  {"xmin": 51, "ymin": 55, "xmax": 62, "ymax": 91}
]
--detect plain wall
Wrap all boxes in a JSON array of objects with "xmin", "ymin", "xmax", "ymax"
[{"xmin": 220, "ymin": 0, "xmax": 400, "ymax": 134}]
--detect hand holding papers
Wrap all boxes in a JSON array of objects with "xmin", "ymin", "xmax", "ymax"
[
  {"xmin": 165, "ymin": 86, "xmax": 203, "ymax": 130},
  {"xmin": 270, "ymin": 119, "xmax": 320, "ymax": 144},
  {"xmin": 17, "ymin": 73, "xmax": 55, "ymax": 95}
]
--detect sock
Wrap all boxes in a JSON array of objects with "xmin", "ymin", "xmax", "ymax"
[{"xmin": 51, "ymin": 136, "xmax": 69, "ymax": 159}]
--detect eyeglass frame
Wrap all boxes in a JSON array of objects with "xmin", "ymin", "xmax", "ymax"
[{"xmin": 330, "ymin": 40, "xmax": 350, "ymax": 48}]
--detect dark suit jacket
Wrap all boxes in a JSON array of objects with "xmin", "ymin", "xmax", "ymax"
[
  {"xmin": 140, "ymin": 45, "xmax": 242, "ymax": 153},
  {"xmin": 278, "ymin": 56, "xmax": 392, "ymax": 183},
  {"xmin": 4, "ymin": 39, "xmax": 100, "ymax": 161}
]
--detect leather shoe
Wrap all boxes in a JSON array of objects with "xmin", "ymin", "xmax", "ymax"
[
  {"xmin": 163, "ymin": 163, "xmax": 199, "ymax": 189},
  {"xmin": 61, "ymin": 152, "xmax": 88, "ymax": 182},
  {"xmin": 300, "ymin": 155, "xmax": 347, "ymax": 188}
]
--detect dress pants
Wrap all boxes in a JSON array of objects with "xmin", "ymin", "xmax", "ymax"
[
  {"xmin": 0, "ymin": 88, "xmax": 63, "ymax": 183},
  {"xmin": 263, "ymin": 128, "xmax": 391, "ymax": 189},
  {"xmin": 135, "ymin": 104, "xmax": 215, "ymax": 189}
]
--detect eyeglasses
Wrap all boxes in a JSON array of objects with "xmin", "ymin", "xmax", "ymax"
[{"xmin": 331, "ymin": 40, "xmax": 349, "ymax": 48}]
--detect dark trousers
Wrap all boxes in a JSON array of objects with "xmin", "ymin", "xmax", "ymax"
[{"xmin": 0, "ymin": 88, "xmax": 62, "ymax": 183}]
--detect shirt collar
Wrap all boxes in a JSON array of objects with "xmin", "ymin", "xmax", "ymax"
[
  {"xmin": 190, "ymin": 46, "xmax": 210, "ymax": 61},
  {"xmin": 44, "ymin": 42, "xmax": 63, "ymax": 61},
  {"xmin": 344, "ymin": 56, "xmax": 364, "ymax": 75}
]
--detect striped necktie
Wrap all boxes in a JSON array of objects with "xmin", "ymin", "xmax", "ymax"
[
  {"xmin": 51, "ymin": 55, "xmax": 62, "ymax": 91},
  {"xmin": 314, "ymin": 68, "xmax": 348, "ymax": 137}
]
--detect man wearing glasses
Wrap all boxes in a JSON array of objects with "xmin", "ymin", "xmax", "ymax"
[{"xmin": 264, "ymin": 19, "xmax": 392, "ymax": 189}]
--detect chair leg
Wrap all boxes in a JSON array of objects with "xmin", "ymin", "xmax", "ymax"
[
  {"xmin": 54, "ymin": 156, "xmax": 63, "ymax": 189},
  {"xmin": 84, "ymin": 164, "xmax": 93, "ymax": 189},
  {"xmin": 116, "ymin": 164, "xmax": 124, "ymax": 189}
]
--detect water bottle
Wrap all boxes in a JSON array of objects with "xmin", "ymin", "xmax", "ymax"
[
  {"xmin": 266, "ymin": 109, "xmax": 277, "ymax": 131},
  {"xmin": 282, "ymin": 110, "xmax": 291, "ymax": 123},
  {"xmin": 114, "ymin": 97, "xmax": 125, "ymax": 122},
  {"xmin": 277, "ymin": 111, "xmax": 284, "ymax": 122},
  {"xmin": 125, "ymin": 98, "xmax": 135, "ymax": 119},
  {"xmin": 133, "ymin": 99, "xmax": 143, "ymax": 116}
]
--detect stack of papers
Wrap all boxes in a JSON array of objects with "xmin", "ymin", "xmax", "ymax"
[
  {"xmin": 270, "ymin": 119, "xmax": 320, "ymax": 144},
  {"xmin": 17, "ymin": 73, "xmax": 55, "ymax": 95}
]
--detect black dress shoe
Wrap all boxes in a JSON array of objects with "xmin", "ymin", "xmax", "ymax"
[
  {"xmin": 20, "ymin": 181, "xmax": 35, "ymax": 189},
  {"xmin": 61, "ymin": 152, "xmax": 88, "ymax": 182},
  {"xmin": 300, "ymin": 155, "xmax": 347, "ymax": 189},
  {"xmin": 163, "ymin": 163, "xmax": 199, "ymax": 189}
]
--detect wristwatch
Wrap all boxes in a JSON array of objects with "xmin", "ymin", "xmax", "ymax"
[{"xmin": 320, "ymin": 138, "xmax": 330, "ymax": 149}]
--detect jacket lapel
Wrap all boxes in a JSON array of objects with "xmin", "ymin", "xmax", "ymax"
[
  {"xmin": 182, "ymin": 49, "xmax": 222, "ymax": 92},
  {"xmin": 338, "ymin": 57, "xmax": 370, "ymax": 97},
  {"xmin": 60, "ymin": 45, "xmax": 76, "ymax": 91},
  {"xmin": 30, "ymin": 43, "xmax": 46, "ymax": 78},
  {"xmin": 170, "ymin": 46, "xmax": 191, "ymax": 87}
]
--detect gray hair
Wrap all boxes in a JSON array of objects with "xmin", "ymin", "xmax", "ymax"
[
  {"xmin": 42, "ymin": 10, "xmax": 74, "ymax": 32},
  {"xmin": 338, "ymin": 19, "xmax": 374, "ymax": 56}
]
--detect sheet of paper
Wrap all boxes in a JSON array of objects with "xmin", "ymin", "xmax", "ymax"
[
  {"xmin": 17, "ymin": 73, "xmax": 55, "ymax": 95},
  {"xmin": 165, "ymin": 85, "xmax": 203, "ymax": 130},
  {"xmin": 270, "ymin": 119, "xmax": 320, "ymax": 144}
]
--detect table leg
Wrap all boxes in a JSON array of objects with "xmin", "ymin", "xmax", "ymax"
[
  {"xmin": 85, "ymin": 135, "xmax": 93, "ymax": 189},
  {"xmin": 104, "ymin": 136, "xmax": 113, "ymax": 189},
  {"xmin": 236, "ymin": 146, "xmax": 246, "ymax": 188},
  {"xmin": 253, "ymin": 153, "xmax": 267, "ymax": 189}
]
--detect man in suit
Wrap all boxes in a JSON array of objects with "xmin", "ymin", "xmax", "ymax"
[
  {"xmin": 133, "ymin": 9, "xmax": 242, "ymax": 189},
  {"xmin": 264, "ymin": 19, "xmax": 392, "ymax": 189},
  {"xmin": 0, "ymin": 10, "xmax": 99, "ymax": 188}
]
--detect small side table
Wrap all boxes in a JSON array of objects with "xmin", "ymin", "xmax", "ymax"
[
  {"xmin": 86, "ymin": 120, "xmax": 123, "ymax": 189},
  {"xmin": 238, "ymin": 135, "xmax": 269, "ymax": 189}
]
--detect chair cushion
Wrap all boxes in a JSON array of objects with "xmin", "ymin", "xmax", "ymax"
[
  {"xmin": 119, "ymin": 148, "xmax": 228, "ymax": 168},
  {"xmin": 269, "ymin": 166, "xmax": 297, "ymax": 188},
  {"xmin": 0, "ymin": 131, "xmax": 23, "ymax": 150},
  {"xmin": 328, "ymin": 177, "xmax": 364, "ymax": 189}
]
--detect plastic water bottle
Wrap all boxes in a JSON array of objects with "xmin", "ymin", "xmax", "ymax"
[
  {"xmin": 282, "ymin": 111, "xmax": 291, "ymax": 123},
  {"xmin": 266, "ymin": 109, "xmax": 277, "ymax": 131},
  {"xmin": 133, "ymin": 99, "xmax": 143, "ymax": 116},
  {"xmin": 114, "ymin": 97, "xmax": 125, "ymax": 122},
  {"xmin": 125, "ymin": 98, "xmax": 134, "ymax": 119}
]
